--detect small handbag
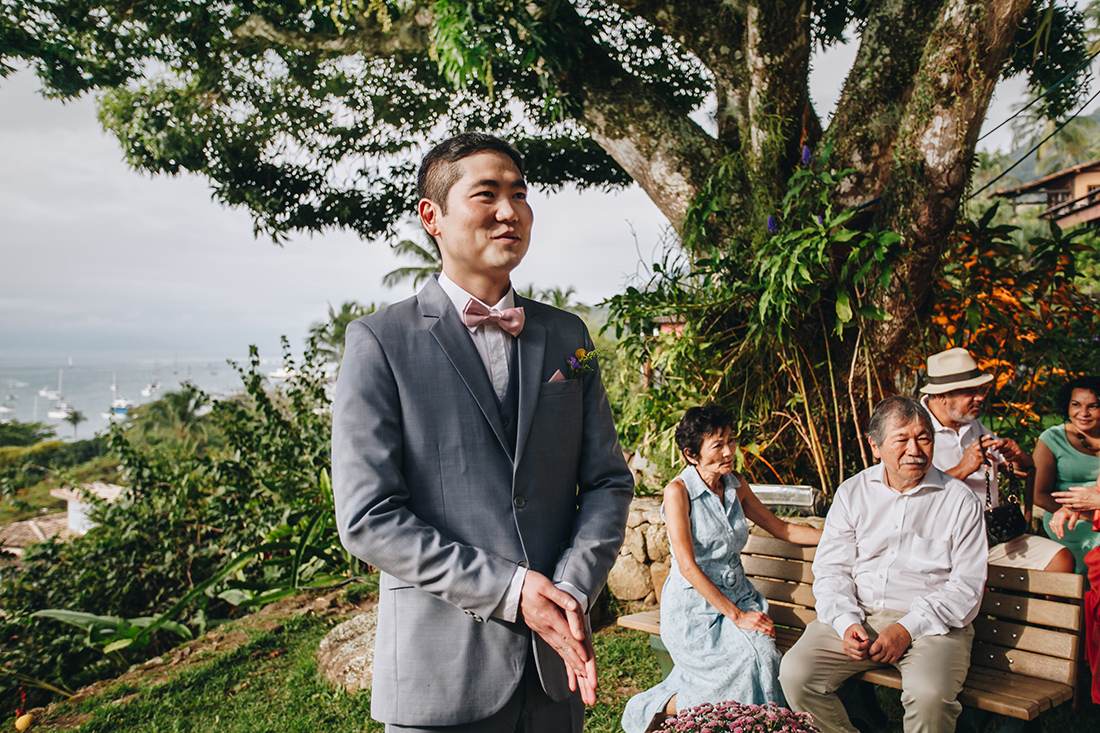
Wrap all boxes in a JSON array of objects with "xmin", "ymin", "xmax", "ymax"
[{"xmin": 982, "ymin": 439, "xmax": 1028, "ymax": 547}]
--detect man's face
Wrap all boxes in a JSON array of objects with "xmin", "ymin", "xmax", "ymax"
[
  {"xmin": 935, "ymin": 386, "xmax": 985, "ymax": 427},
  {"xmin": 869, "ymin": 416, "xmax": 934, "ymax": 492},
  {"xmin": 418, "ymin": 151, "xmax": 532, "ymax": 288}
]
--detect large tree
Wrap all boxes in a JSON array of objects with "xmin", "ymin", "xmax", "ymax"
[{"xmin": 4, "ymin": 0, "xmax": 1093, "ymax": 484}]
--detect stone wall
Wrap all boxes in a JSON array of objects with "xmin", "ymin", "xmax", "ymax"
[{"xmin": 607, "ymin": 495, "xmax": 669, "ymax": 605}]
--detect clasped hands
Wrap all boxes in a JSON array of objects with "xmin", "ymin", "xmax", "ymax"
[
  {"xmin": 520, "ymin": 570, "xmax": 598, "ymax": 705},
  {"xmin": 1049, "ymin": 483, "xmax": 1100, "ymax": 538},
  {"xmin": 958, "ymin": 435, "xmax": 1030, "ymax": 477},
  {"xmin": 843, "ymin": 622, "xmax": 911, "ymax": 664}
]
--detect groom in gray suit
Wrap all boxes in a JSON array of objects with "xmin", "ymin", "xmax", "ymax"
[{"xmin": 333, "ymin": 132, "xmax": 634, "ymax": 731}]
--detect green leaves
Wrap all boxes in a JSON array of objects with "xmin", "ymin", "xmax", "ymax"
[{"xmin": 31, "ymin": 609, "xmax": 192, "ymax": 655}]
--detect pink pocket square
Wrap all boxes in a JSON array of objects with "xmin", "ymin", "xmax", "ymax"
[{"xmin": 548, "ymin": 370, "xmax": 566, "ymax": 382}]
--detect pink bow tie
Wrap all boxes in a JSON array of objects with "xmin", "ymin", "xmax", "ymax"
[{"xmin": 461, "ymin": 299, "xmax": 525, "ymax": 337}]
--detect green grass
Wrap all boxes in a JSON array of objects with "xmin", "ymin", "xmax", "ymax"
[
  {"xmin": 37, "ymin": 613, "xmax": 382, "ymax": 733},
  {"xmin": 28, "ymin": 612, "xmax": 1099, "ymax": 733}
]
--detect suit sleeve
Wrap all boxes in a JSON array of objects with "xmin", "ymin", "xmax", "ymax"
[
  {"xmin": 550, "ymin": 330, "xmax": 634, "ymax": 608},
  {"xmin": 332, "ymin": 319, "xmax": 516, "ymax": 621}
]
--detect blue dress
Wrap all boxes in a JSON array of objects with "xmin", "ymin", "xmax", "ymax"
[{"xmin": 621, "ymin": 467, "xmax": 785, "ymax": 732}]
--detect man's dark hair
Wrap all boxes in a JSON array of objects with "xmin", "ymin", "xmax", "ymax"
[
  {"xmin": 1057, "ymin": 375, "xmax": 1100, "ymax": 417},
  {"xmin": 417, "ymin": 132, "xmax": 525, "ymax": 214},
  {"xmin": 675, "ymin": 403, "xmax": 733, "ymax": 461},
  {"xmin": 867, "ymin": 396, "xmax": 933, "ymax": 446}
]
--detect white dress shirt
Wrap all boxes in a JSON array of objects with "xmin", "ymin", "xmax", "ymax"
[
  {"xmin": 921, "ymin": 395, "xmax": 1002, "ymax": 507},
  {"xmin": 812, "ymin": 463, "xmax": 987, "ymax": 641},
  {"xmin": 435, "ymin": 274, "xmax": 587, "ymax": 622},
  {"xmin": 438, "ymin": 273, "xmax": 515, "ymax": 401}
]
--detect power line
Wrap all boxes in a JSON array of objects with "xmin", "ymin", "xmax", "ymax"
[
  {"xmin": 977, "ymin": 48, "xmax": 1100, "ymax": 144},
  {"xmin": 970, "ymin": 84, "xmax": 1100, "ymax": 200}
]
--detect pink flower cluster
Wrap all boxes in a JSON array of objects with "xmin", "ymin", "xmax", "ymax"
[{"xmin": 658, "ymin": 701, "xmax": 819, "ymax": 733}]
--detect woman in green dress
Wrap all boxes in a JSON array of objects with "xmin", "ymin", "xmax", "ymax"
[{"xmin": 1035, "ymin": 376, "xmax": 1100, "ymax": 573}]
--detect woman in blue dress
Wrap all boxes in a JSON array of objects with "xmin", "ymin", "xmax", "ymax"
[{"xmin": 622, "ymin": 404, "xmax": 822, "ymax": 732}]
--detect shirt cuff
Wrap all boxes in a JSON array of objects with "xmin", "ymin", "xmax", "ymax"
[
  {"xmin": 492, "ymin": 566, "xmax": 527, "ymax": 623},
  {"xmin": 897, "ymin": 612, "xmax": 933, "ymax": 641},
  {"xmin": 831, "ymin": 612, "xmax": 864, "ymax": 640},
  {"xmin": 554, "ymin": 581, "xmax": 588, "ymax": 613}
]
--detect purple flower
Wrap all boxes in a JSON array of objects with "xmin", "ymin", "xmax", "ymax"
[
  {"xmin": 767, "ymin": 215, "xmax": 779, "ymax": 234},
  {"xmin": 801, "ymin": 145, "xmax": 812, "ymax": 165},
  {"xmin": 568, "ymin": 356, "xmax": 581, "ymax": 370}
]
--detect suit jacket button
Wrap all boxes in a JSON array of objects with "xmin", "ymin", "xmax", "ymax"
[
  {"xmin": 514, "ymin": 497, "xmax": 526, "ymax": 508},
  {"xmin": 472, "ymin": 614, "xmax": 483, "ymax": 622},
  {"xmin": 518, "ymin": 560, "xmax": 528, "ymax": 568}
]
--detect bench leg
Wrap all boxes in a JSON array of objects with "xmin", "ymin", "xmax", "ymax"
[
  {"xmin": 648, "ymin": 634, "xmax": 674, "ymax": 681},
  {"xmin": 836, "ymin": 680, "xmax": 888, "ymax": 731}
]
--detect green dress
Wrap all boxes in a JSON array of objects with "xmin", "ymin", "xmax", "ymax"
[{"xmin": 1040, "ymin": 424, "xmax": 1100, "ymax": 573}]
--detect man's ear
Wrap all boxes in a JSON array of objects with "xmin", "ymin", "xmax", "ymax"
[
  {"xmin": 418, "ymin": 198, "xmax": 443, "ymax": 237},
  {"xmin": 867, "ymin": 436, "xmax": 882, "ymax": 461}
]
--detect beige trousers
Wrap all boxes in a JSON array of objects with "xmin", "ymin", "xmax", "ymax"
[{"xmin": 778, "ymin": 609, "xmax": 974, "ymax": 733}]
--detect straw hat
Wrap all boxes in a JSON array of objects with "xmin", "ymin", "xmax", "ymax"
[{"xmin": 920, "ymin": 348, "xmax": 994, "ymax": 395}]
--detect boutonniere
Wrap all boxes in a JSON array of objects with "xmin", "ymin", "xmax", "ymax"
[{"xmin": 568, "ymin": 348, "xmax": 599, "ymax": 379}]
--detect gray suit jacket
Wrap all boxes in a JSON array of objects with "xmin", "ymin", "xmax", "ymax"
[{"xmin": 332, "ymin": 276, "xmax": 633, "ymax": 726}]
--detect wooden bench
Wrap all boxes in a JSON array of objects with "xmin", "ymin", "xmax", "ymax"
[{"xmin": 617, "ymin": 534, "xmax": 1087, "ymax": 727}]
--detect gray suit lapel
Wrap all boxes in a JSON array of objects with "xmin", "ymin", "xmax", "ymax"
[
  {"xmin": 514, "ymin": 297, "xmax": 547, "ymax": 465},
  {"xmin": 418, "ymin": 279, "xmax": 512, "ymax": 457}
]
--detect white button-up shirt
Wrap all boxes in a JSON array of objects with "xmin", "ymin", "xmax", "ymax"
[
  {"xmin": 921, "ymin": 395, "xmax": 1002, "ymax": 507},
  {"xmin": 438, "ymin": 272, "xmax": 515, "ymax": 401},
  {"xmin": 812, "ymin": 463, "xmax": 987, "ymax": 641}
]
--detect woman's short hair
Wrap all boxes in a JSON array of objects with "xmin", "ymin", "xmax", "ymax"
[
  {"xmin": 675, "ymin": 403, "xmax": 733, "ymax": 460},
  {"xmin": 1057, "ymin": 375, "xmax": 1100, "ymax": 417}
]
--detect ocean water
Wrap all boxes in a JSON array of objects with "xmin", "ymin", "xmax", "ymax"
[{"xmin": 0, "ymin": 355, "xmax": 281, "ymax": 439}]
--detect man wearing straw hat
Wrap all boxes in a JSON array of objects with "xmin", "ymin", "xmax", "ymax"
[{"xmin": 921, "ymin": 347, "xmax": 1073, "ymax": 571}]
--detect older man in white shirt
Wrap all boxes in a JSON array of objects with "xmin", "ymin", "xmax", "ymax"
[
  {"xmin": 779, "ymin": 397, "xmax": 987, "ymax": 733},
  {"xmin": 920, "ymin": 347, "xmax": 1073, "ymax": 572}
]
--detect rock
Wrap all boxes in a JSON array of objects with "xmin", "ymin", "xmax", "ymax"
[
  {"xmin": 644, "ymin": 523, "xmax": 670, "ymax": 562},
  {"xmin": 649, "ymin": 561, "xmax": 671, "ymax": 604},
  {"xmin": 316, "ymin": 606, "xmax": 378, "ymax": 693},
  {"xmin": 622, "ymin": 525, "xmax": 647, "ymax": 563},
  {"xmin": 626, "ymin": 509, "xmax": 645, "ymax": 529},
  {"xmin": 608, "ymin": 554, "xmax": 652, "ymax": 601}
]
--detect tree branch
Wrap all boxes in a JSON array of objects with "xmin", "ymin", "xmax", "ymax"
[
  {"xmin": 869, "ymin": 0, "xmax": 1035, "ymax": 358},
  {"xmin": 231, "ymin": 8, "xmax": 431, "ymax": 56}
]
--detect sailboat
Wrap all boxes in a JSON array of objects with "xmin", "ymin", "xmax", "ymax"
[
  {"xmin": 101, "ymin": 372, "xmax": 135, "ymax": 422},
  {"xmin": 38, "ymin": 369, "xmax": 63, "ymax": 400},
  {"xmin": 140, "ymin": 371, "xmax": 160, "ymax": 398},
  {"xmin": 43, "ymin": 370, "xmax": 72, "ymax": 418}
]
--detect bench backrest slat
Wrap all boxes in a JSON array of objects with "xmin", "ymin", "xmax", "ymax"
[
  {"xmin": 986, "ymin": 566, "xmax": 1084, "ymax": 599},
  {"xmin": 765, "ymin": 601, "xmax": 817, "ymax": 630},
  {"xmin": 749, "ymin": 577, "xmax": 816, "ymax": 608},
  {"xmin": 741, "ymin": 556, "xmax": 814, "ymax": 584},
  {"xmin": 743, "ymin": 534, "xmax": 817, "ymax": 561},
  {"xmin": 980, "ymin": 591, "xmax": 1082, "ymax": 632},
  {"xmin": 971, "ymin": 641, "xmax": 1077, "ymax": 686},
  {"xmin": 972, "ymin": 618, "xmax": 1080, "ymax": 661}
]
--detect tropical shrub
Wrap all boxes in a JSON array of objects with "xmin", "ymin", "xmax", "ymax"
[{"xmin": 0, "ymin": 339, "xmax": 357, "ymax": 716}]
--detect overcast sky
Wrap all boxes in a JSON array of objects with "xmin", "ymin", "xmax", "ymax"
[{"xmin": 0, "ymin": 38, "xmax": 1063, "ymax": 361}]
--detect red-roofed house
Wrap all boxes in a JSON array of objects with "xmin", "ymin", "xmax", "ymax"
[{"xmin": 992, "ymin": 159, "xmax": 1100, "ymax": 228}]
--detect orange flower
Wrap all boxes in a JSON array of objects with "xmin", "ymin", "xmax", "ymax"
[{"xmin": 575, "ymin": 348, "xmax": 587, "ymax": 359}]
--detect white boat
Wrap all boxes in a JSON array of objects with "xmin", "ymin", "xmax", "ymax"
[
  {"xmin": 47, "ymin": 401, "xmax": 73, "ymax": 420},
  {"xmin": 39, "ymin": 369, "xmax": 64, "ymax": 400},
  {"xmin": 101, "ymin": 373, "xmax": 135, "ymax": 421},
  {"xmin": 268, "ymin": 367, "xmax": 298, "ymax": 380},
  {"xmin": 101, "ymin": 397, "xmax": 135, "ymax": 422},
  {"xmin": 140, "ymin": 373, "xmax": 160, "ymax": 398},
  {"xmin": 0, "ymin": 404, "xmax": 13, "ymax": 414}
]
